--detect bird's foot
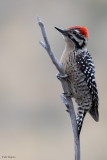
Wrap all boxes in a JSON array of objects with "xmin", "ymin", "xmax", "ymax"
[
  {"xmin": 56, "ymin": 73, "xmax": 68, "ymax": 80},
  {"xmin": 62, "ymin": 92, "xmax": 71, "ymax": 98},
  {"xmin": 62, "ymin": 92, "xmax": 71, "ymax": 113}
]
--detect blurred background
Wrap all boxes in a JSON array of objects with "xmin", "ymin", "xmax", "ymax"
[{"xmin": 0, "ymin": 0, "xmax": 107, "ymax": 159}]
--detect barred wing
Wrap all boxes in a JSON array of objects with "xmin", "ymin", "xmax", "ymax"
[{"xmin": 76, "ymin": 51, "xmax": 99, "ymax": 121}]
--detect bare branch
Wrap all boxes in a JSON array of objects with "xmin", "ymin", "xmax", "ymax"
[{"xmin": 37, "ymin": 16, "xmax": 80, "ymax": 160}]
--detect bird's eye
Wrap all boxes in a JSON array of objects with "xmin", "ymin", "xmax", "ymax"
[{"xmin": 73, "ymin": 30, "xmax": 79, "ymax": 34}]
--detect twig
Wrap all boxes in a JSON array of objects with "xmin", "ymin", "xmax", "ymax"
[{"xmin": 37, "ymin": 16, "xmax": 80, "ymax": 160}]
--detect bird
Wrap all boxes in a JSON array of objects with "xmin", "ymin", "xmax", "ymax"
[{"xmin": 55, "ymin": 26, "xmax": 99, "ymax": 135}]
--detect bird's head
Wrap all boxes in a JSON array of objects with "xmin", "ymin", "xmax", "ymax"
[{"xmin": 55, "ymin": 26, "xmax": 89, "ymax": 49}]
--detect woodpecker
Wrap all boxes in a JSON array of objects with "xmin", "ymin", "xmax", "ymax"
[{"xmin": 55, "ymin": 26, "xmax": 99, "ymax": 134}]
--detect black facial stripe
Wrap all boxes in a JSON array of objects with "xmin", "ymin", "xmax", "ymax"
[
  {"xmin": 68, "ymin": 34, "xmax": 84, "ymax": 49},
  {"xmin": 68, "ymin": 35, "xmax": 80, "ymax": 48},
  {"xmin": 74, "ymin": 33, "xmax": 85, "ymax": 40},
  {"xmin": 80, "ymin": 41, "xmax": 85, "ymax": 48}
]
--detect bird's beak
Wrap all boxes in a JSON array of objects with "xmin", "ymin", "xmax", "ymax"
[{"xmin": 55, "ymin": 27, "xmax": 68, "ymax": 36}]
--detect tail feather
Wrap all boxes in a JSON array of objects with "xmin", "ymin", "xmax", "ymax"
[
  {"xmin": 89, "ymin": 106, "xmax": 99, "ymax": 122},
  {"xmin": 76, "ymin": 111, "xmax": 86, "ymax": 135}
]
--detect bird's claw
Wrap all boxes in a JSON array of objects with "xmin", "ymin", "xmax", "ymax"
[
  {"xmin": 62, "ymin": 92, "xmax": 71, "ymax": 98},
  {"xmin": 56, "ymin": 73, "xmax": 68, "ymax": 80}
]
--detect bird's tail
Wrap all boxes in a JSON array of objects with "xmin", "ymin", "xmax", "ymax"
[
  {"xmin": 89, "ymin": 105, "xmax": 99, "ymax": 122},
  {"xmin": 76, "ymin": 110, "xmax": 86, "ymax": 135}
]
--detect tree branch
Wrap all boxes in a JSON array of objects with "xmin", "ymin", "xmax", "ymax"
[{"xmin": 37, "ymin": 16, "xmax": 80, "ymax": 160}]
